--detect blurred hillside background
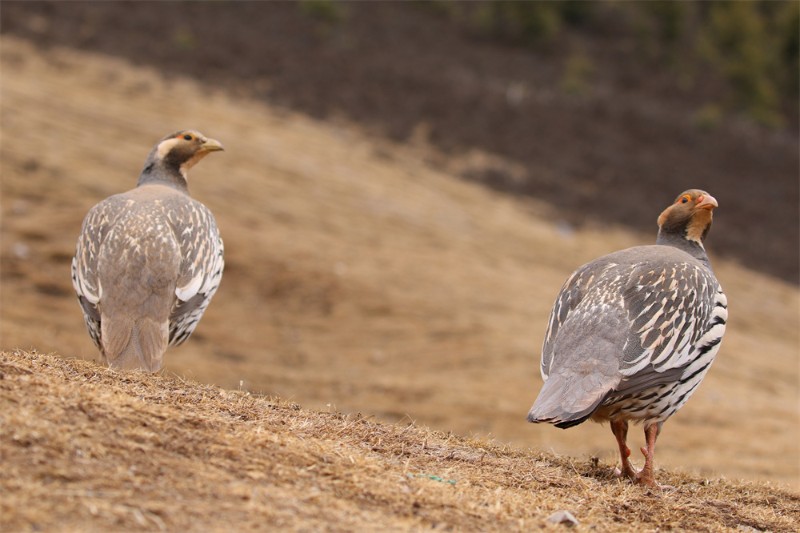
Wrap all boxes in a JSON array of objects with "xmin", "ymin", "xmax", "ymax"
[
  {"xmin": 3, "ymin": 0, "xmax": 798, "ymax": 281},
  {"xmin": 1, "ymin": 1, "xmax": 798, "ymax": 487}
]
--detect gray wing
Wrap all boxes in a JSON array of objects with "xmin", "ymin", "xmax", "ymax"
[
  {"xmin": 531, "ymin": 252, "xmax": 725, "ymax": 426},
  {"xmin": 531, "ymin": 260, "xmax": 631, "ymax": 424},
  {"xmin": 71, "ymin": 196, "xmax": 128, "ymax": 350},
  {"xmin": 540, "ymin": 263, "xmax": 594, "ymax": 380},
  {"xmin": 165, "ymin": 198, "xmax": 224, "ymax": 346}
]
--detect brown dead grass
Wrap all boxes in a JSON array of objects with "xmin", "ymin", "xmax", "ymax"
[{"xmin": 2, "ymin": 349, "xmax": 798, "ymax": 532}]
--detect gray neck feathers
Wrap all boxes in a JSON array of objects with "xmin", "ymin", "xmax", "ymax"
[
  {"xmin": 136, "ymin": 150, "xmax": 190, "ymax": 194},
  {"xmin": 656, "ymin": 230, "xmax": 712, "ymax": 270}
]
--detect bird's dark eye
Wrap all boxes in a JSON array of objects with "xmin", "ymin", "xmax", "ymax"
[
  {"xmin": 680, "ymin": 195, "xmax": 691, "ymax": 204},
  {"xmin": 183, "ymin": 134, "xmax": 193, "ymax": 141}
]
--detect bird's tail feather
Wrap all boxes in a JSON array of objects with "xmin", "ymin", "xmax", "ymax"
[
  {"xmin": 526, "ymin": 374, "xmax": 603, "ymax": 429},
  {"xmin": 101, "ymin": 316, "xmax": 167, "ymax": 372}
]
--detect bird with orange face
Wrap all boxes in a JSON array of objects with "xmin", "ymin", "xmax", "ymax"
[{"xmin": 528, "ymin": 190, "xmax": 727, "ymax": 487}]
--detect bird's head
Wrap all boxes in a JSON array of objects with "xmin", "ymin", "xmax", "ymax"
[
  {"xmin": 153, "ymin": 130, "xmax": 224, "ymax": 178},
  {"xmin": 657, "ymin": 189, "xmax": 718, "ymax": 245},
  {"xmin": 140, "ymin": 130, "xmax": 224, "ymax": 189}
]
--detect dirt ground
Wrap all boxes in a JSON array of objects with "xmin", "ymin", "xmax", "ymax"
[
  {"xmin": 3, "ymin": 350, "xmax": 799, "ymax": 532},
  {"xmin": 1, "ymin": 31, "xmax": 798, "ymax": 500}
]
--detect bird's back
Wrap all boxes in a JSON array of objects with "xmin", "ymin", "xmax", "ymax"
[
  {"xmin": 530, "ymin": 244, "xmax": 725, "ymax": 428},
  {"xmin": 72, "ymin": 130, "xmax": 225, "ymax": 372},
  {"xmin": 73, "ymin": 184, "xmax": 222, "ymax": 370}
]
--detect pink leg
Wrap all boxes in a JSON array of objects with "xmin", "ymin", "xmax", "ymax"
[
  {"xmin": 610, "ymin": 419, "xmax": 638, "ymax": 481},
  {"xmin": 637, "ymin": 423, "xmax": 660, "ymax": 487}
]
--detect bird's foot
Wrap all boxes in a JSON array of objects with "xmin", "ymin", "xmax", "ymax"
[
  {"xmin": 613, "ymin": 461, "xmax": 640, "ymax": 483},
  {"xmin": 614, "ymin": 463, "xmax": 670, "ymax": 490},
  {"xmin": 633, "ymin": 470, "xmax": 658, "ymax": 488}
]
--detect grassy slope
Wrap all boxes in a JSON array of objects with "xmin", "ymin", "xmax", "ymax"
[{"xmin": 2, "ymin": 350, "xmax": 798, "ymax": 532}]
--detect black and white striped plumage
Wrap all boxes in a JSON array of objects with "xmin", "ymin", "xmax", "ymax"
[
  {"xmin": 71, "ymin": 130, "xmax": 224, "ymax": 372},
  {"xmin": 527, "ymin": 189, "xmax": 726, "ymax": 486}
]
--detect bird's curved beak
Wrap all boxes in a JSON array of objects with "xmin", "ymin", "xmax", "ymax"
[
  {"xmin": 200, "ymin": 138, "xmax": 224, "ymax": 153},
  {"xmin": 696, "ymin": 193, "xmax": 718, "ymax": 210}
]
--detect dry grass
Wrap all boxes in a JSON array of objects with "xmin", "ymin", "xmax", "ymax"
[{"xmin": 2, "ymin": 349, "xmax": 798, "ymax": 532}]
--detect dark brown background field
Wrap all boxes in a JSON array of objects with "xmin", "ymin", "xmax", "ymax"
[
  {"xmin": 3, "ymin": 1, "xmax": 798, "ymax": 282},
  {"xmin": 1, "ymin": 0, "xmax": 798, "ymax": 505}
]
